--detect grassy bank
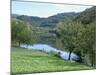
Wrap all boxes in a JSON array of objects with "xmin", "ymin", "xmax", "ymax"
[{"xmin": 11, "ymin": 47, "xmax": 95, "ymax": 74}]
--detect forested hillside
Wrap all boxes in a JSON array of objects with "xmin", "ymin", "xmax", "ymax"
[
  {"xmin": 12, "ymin": 12, "xmax": 79, "ymax": 28},
  {"xmin": 73, "ymin": 6, "xmax": 96, "ymax": 24},
  {"xmin": 56, "ymin": 6, "xmax": 96, "ymax": 66},
  {"xmin": 12, "ymin": 12, "xmax": 79, "ymax": 46}
]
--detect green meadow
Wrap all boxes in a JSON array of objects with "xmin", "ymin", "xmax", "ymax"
[{"xmin": 11, "ymin": 47, "xmax": 95, "ymax": 75}]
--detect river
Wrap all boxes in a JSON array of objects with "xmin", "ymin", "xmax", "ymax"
[{"xmin": 20, "ymin": 44, "xmax": 79, "ymax": 61}]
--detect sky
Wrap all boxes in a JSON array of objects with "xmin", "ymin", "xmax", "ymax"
[{"xmin": 12, "ymin": 1, "xmax": 92, "ymax": 18}]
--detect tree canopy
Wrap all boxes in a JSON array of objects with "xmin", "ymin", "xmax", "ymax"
[
  {"xmin": 56, "ymin": 6, "xmax": 96, "ymax": 66},
  {"xmin": 11, "ymin": 19, "xmax": 36, "ymax": 46}
]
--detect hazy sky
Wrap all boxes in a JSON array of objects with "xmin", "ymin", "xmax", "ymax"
[{"xmin": 12, "ymin": 1, "xmax": 92, "ymax": 18}]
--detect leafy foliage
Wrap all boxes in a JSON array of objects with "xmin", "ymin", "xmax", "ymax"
[
  {"xmin": 56, "ymin": 21, "xmax": 83, "ymax": 60},
  {"xmin": 73, "ymin": 6, "xmax": 96, "ymax": 25},
  {"xmin": 56, "ymin": 6, "xmax": 96, "ymax": 66},
  {"xmin": 78, "ymin": 22, "xmax": 96, "ymax": 66},
  {"xmin": 11, "ymin": 19, "xmax": 36, "ymax": 46}
]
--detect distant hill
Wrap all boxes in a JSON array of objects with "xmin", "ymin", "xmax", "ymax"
[
  {"xmin": 73, "ymin": 6, "xmax": 96, "ymax": 24},
  {"xmin": 12, "ymin": 6, "xmax": 96, "ymax": 28},
  {"xmin": 12, "ymin": 12, "xmax": 79, "ymax": 28}
]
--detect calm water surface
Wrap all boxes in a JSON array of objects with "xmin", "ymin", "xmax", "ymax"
[{"xmin": 20, "ymin": 44, "xmax": 79, "ymax": 61}]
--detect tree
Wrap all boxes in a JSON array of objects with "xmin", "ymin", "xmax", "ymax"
[
  {"xmin": 78, "ymin": 22, "xmax": 96, "ymax": 66},
  {"xmin": 11, "ymin": 19, "xmax": 36, "ymax": 46},
  {"xmin": 56, "ymin": 21, "xmax": 82, "ymax": 60},
  {"xmin": 56, "ymin": 21, "xmax": 96, "ymax": 66},
  {"xmin": 11, "ymin": 19, "xmax": 25, "ymax": 46}
]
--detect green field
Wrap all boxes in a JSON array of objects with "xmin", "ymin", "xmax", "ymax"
[{"xmin": 11, "ymin": 47, "xmax": 95, "ymax": 74}]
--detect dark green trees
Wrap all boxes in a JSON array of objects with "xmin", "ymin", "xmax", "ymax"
[
  {"xmin": 56, "ymin": 21, "xmax": 82, "ymax": 60},
  {"xmin": 11, "ymin": 19, "xmax": 35, "ymax": 46},
  {"xmin": 78, "ymin": 22, "xmax": 96, "ymax": 66},
  {"xmin": 56, "ymin": 6, "xmax": 96, "ymax": 66},
  {"xmin": 56, "ymin": 21, "xmax": 96, "ymax": 66}
]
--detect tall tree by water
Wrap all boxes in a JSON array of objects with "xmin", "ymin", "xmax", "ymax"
[{"xmin": 56, "ymin": 21, "xmax": 82, "ymax": 60}]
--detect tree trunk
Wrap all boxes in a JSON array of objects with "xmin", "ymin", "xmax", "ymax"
[
  {"xmin": 18, "ymin": 41, "xmax": 21, "ymax": 47},
  {"xmin": 90, "ymin": 50, "xmax": 95, "ymax": 67},
  {"xmin": 68, "ymin": 51, "xmax": 72, "ymax": 60},
  {"xmin": 91, "ymin": 61, "xmax": 94, "ymax": 67},
  {"xmin": 91, "ymin": 56, "xmax": 94, "ymax": 67}
]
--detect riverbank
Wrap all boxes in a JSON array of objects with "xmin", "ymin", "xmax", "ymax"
[{"xmin": 11, "ymin": 47, "xmax": 95, "ymax": 75}]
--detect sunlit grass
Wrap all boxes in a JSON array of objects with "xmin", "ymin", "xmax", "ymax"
[{"xmin": 11, "ymin": 47, "xmax": 95, "ymax": 74}]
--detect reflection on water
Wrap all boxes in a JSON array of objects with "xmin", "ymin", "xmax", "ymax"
[
  {"xmin": 20, "ymin": 44, "xmax": 79, "ymax": 61},
  {"xmin": 21, "ymin": 44, "xmax": 57, "ymax": 52}
]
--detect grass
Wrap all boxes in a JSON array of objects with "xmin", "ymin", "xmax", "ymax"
[{"xmin": 11, "ymin": 47, "xmax": 95, "ymax": 75}]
